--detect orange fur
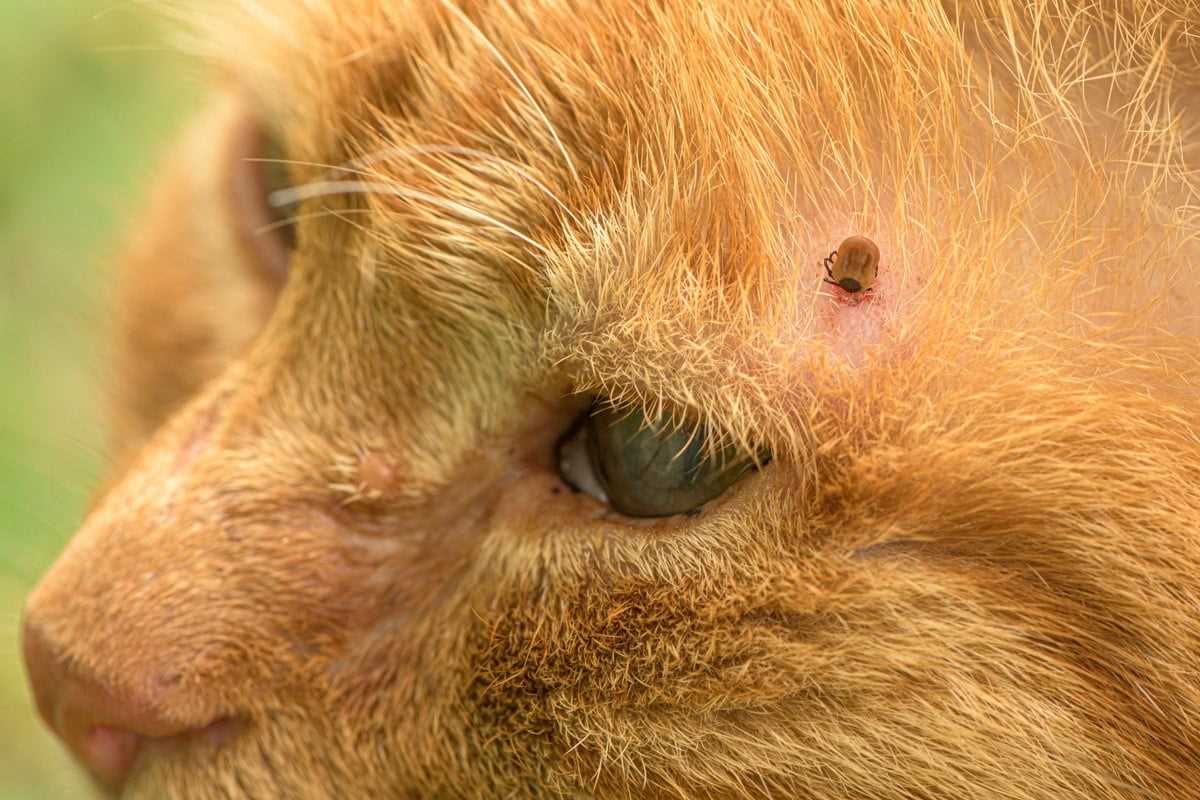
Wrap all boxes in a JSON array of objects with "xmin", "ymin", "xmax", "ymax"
[{"xmin": 23, "ymin": 1, "xmax": 1200, "ymax": 797}]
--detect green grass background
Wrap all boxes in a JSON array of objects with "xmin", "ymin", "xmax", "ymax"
[{"xmin": 0, "ymin": 1, "xmax": 196, "ymax": 796}]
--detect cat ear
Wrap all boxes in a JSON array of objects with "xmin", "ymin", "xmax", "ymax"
[{"xmin": 110, "ymin": 91, "xmax": 291, "ymax": 459}]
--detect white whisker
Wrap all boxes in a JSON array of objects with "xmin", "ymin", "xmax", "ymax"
[
  {"xmin": 253, "ymin": 207, "xmax": 372, "ymax": 237},
  {"xmin": 350, "ymin": 143, "xmax": 582, "ymax": 225},
  {"xmin": 247, "ymin": 157, "xmax": 372, "ymax": 177},
  {"xmin": 253, "ymin": 148, "xmax": 579, "ymax": 226},
  {"xmin": 435, "ymin": 0, "xmax": 581, "ymax": 187},
  {"xmin": 270, "ymin": 180, "xmax": 549, "ymax": 255}
]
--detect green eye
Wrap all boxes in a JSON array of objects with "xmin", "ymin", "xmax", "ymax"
[{"xmin": 559, "ymin": 403, "xmax": 759, "ymax": 518}]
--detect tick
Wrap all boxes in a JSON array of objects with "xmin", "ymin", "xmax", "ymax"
[{"xmin": 823, "ymin": 235, "xmax": 880, "ymax": 295}]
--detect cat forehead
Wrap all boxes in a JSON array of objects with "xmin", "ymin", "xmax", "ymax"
[
  {"xmin": 219, "ymin": 0, "xmax": 939, "ymax": 307},
  {"xmin": 206, "ymin": 0, "xmax": 948, "ymax": 169},
  {"xmin": 201, "ymin": 1, "xmax": 1198, "ymax": 389}
]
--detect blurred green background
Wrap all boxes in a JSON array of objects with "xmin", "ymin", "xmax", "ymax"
[{"xmin": 0, "ymin": 1, "xmax": 196, "ymax": 796}]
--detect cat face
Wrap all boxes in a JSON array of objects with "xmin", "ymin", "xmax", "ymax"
[{"xmin": 23, "ymin": 1, "xmax": 1200, "ymax": 798}]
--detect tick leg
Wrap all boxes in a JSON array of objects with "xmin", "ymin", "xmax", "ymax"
[{"xmin": 822, "ymin": 250, "xmax": 838, "ymax": 280}]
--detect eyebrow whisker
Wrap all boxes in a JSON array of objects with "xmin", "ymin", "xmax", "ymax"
[
  {"xmin": 269, "ymin": 180, "xmax": 550, "ymax": 256},
  {"xmin": 351, "ymin": 143, "xmax": 582, "ymax": 226},
  {"xmin": 434, "ymin": 0, "xmax": 581, "ymax": 189},
  {"xmin": 254, "ymin": 144, "xmax": 581, "ymax": 228},
  {"xmin": 252, "ymin": 207, "xmax": 373, "ymax": 237}
]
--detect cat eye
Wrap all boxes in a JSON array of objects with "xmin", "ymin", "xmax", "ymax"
[
  {"xmin": 231, "ymin": 120, "xmax": 297, "ymax": 282},
  {"xmin": 558, "ymin": 403, "xmax": 760, "ymax": 518},
  {"xmin": 259, "ymin": 135, "xmax": 298, "ymax": 252}
]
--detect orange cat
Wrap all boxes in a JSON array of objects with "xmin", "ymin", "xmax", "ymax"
[{"xmin": 23, "ymin": 1, "xmax": 1200, "ymax": 797}]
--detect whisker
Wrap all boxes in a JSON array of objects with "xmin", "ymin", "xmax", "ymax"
[
  {"xmin": 349, "ymin": 143, "xmax": 582, "ymax": 226},
  {"xmin": 253, "ymin": 148, "xmax": 579, "ymax": 226},
  {"xmin": 247, "ymin": 157, "xmax": 373, "ymax": 178},
  {"xmin": 252, "ymin": 134, "xmax": 580, "ymax": 226},
  {"xmin": 434, "ymin": 0, "xmax": 581, "ymax": 187},
  {"xmin": 253, "ymin": 207, "xmax": 372, "ymax": 237},
  {"xmin": 269, "ymin": 180, "xmax": 549, "ymax": 255}
]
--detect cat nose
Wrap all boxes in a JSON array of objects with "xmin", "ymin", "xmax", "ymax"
[{"xmin": 21, "ymin": 618, "xmax": 201, "ymax": 791}]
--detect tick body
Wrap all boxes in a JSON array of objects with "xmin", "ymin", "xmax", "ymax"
[{"xmin": 823, "ymin": 235, "xmax": 880, "ymax": 294}]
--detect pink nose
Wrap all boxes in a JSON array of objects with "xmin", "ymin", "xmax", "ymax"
[{"xmin": 21, "ymin": 619, "xmax": 227, "ymax": 791}]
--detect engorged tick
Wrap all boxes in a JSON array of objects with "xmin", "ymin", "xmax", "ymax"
[{"xmin": 822, "ymin": 235, "xmax": 880, "ymax": 295}]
